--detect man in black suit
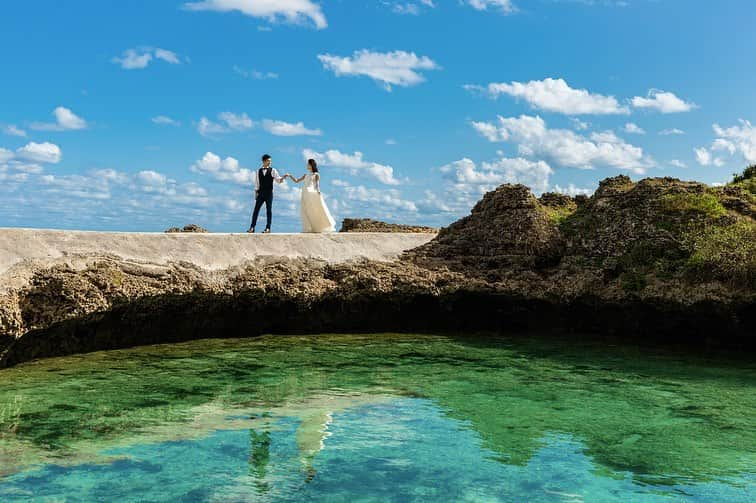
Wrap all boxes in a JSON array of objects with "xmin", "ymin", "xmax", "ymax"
[{"xmin": 248, "ymin": 154, "xmax": 287, "ymax": 233}]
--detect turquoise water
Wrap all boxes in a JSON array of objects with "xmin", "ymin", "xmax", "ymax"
[{"xmin": 0, "ymin": 334, "xmax": 754, "ymax": 501}]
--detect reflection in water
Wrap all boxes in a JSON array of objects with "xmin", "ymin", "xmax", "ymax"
[
  {"xmin": 249, "ymin": 428, "xmax": 272, "ymax": 493},
  {"xmin": 0, "ymin": 333, "xmax": 754, "ymax": 501}
]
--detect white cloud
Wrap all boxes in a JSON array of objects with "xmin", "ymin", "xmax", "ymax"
[
  {"xmin": 659, "ymin": 128, "xmax": 685, "ymax": 136},
  {"xmin": 197, "ymin": 112, "xmax": 254, "ymax": 136},
  {"xmin": 694, "ymin": 120, "xmax": 756, "ymax": 168},
  {"xmin": 262, "ymin": 119, "xmax": 322, "ymax": 136},
  {"xmin": 669, "ymin": 159, "xmax": 687, "ymax": 168},
  {"xmin": 218, "ymin": 112, "xmax": 254, "ymax": 131},
  {"xmin": 317, "ymin": 50, "xmax": 440, "ymax": 91},
  {"xmin": 623, "ymin": 122, "xmax": 645, "ymax": 134},
  {"xmin": 198, "ymin": 117, "xmax": 228, "ymax": 137},
  {"xmin": 233, "ymin": 66, "xmax": 278, "ymax": 80},
  {"xmin": 694, "ymin": 147, "xmax": 724, "ymax": 167},
  {"xmin": 112, "ymin": 47, "xmax": 183, "ymax": 70},
  {"xmin": 388, "ymin": 1, "xmax": 436, "ymax": 15},
  {"xmin": 440, "ymin": 156, "xmax": 553, "ymax": 194},
  {"xmin": 554, "ymin": 183, "xmax": 594, "ymax": 197},
  {"xmin": 632, "ymin": 89, "xmax": 696, "ymax": 113},
  {"xmin": 465, "ymin": 0, "xmax": 516, "ymax": 13},
  {"xmin": 152, "ymin": 115, "xmax": 181, "ymax": 127},
  {"xmin": 570, "ymin": 118, "xmax": 590, "ymax": 131},
  {"xmin": 471, "ymin": 115, "xmax": 653, "ymax": 173},
  {"xmin": 3, "ymin": 125, "xmax": 26, "ymax": 137},
  {"xmin": 16, "ymin": 142, "xmax": 62, "ymax": 164},
  {"xmin": 334, "ymin": 181, "xmax": 417, "ymax": 212},
  {"xmin": 39, "ymin": 173, "xmax": 112, "ymax": 200},
  {"xmin": 30, "ymin": 106, "xmax": 88, "ymax": 131},
  {"xmin": 154, "ymin": 48, "xmax": 180, "ymax": 64},
  {"xmin": 0, "ymin": 148, "xmax": 14, "ymax": 163},
  {"xmin": 712, "ymin": 120, "xmax": 756, "ymax": 163},
  {"xmin": 183, "ymin": 0, "xmax": 328, "ymax": 29},
  {"xmin": 190, "ymin": 151, "xmax": 256, "ymax": 186},
  {"xmin": 466, "ymin": 78, "xmax": 628, "ymax": 115},
  {"xmin": 417, "ymin": 154, "xmax": 553, "ymax": 217},
  {"xmin": 302, "ymin": 149, "xmax": 400, "ymax": 185}
]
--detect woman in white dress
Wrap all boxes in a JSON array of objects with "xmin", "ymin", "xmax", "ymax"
[{"xmin": 288, "ymin": 159, "xmax": 336, "ymax": 233}]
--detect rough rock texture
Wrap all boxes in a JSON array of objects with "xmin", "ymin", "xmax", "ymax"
[
  {"xmin": 1, "ymin": 174, "xmax": 755, "ymax": 367},
  {"xmin": 407, "ymin": 184, "xmax": 565, "ymax": 276},
  {"xmin": 340, "ymin": 218, "xmax": 437, "ymax": 233},
  {"xmin": 165, "ymin": 224, "xmax": 210, "ymax": 233}
]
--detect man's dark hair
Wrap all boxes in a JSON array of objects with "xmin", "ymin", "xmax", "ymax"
[{"xmin": 262, "ymin": 154, "xmax": 271, "ymax": 162}]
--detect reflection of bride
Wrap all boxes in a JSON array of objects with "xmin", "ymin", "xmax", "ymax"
[
  {"xmin": 288, "ymin": 159, "xmax": 336, "ymax": 233},
  {"xmin": 295, "ymin": 410, "xmax": 333, "ymax": 482},
  {"xmin": 247, "ymin": 393, "xmax": 392, "ymax": 485}
]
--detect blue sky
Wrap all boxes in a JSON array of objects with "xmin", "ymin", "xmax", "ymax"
[{"xmin": 1, "ymin": 0, "xmax": 755, "ymax": 232}]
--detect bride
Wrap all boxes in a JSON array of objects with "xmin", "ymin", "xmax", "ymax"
[{"xmin": 288, "ymin": 159, "xmax": 336, "ymax": 233}]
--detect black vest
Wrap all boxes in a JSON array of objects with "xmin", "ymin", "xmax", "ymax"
[{"xmin": 259, "ymin": 168, "xmax": 274, "ymax": 192}]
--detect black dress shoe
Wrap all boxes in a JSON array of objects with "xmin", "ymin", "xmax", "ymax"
[
  {"xmin": 247, "ymin": 227, "xmax": 255, "ymax": 233},
  {"xmin": 263, "ymin": 228, "xmax": 271, "ymax": 234}
]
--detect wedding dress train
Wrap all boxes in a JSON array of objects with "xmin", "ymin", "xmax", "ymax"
[{"xmin": 300, "ymin": 173, "xmax": 336, "ymax": 233}]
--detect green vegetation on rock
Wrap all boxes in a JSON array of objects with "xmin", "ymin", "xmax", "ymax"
[{"xmin": 662, "ymin": 192, "xmax": 727, "ymax": 219}]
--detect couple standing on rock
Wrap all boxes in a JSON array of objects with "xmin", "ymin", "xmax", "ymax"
[{"xmin": 247, "ymin": 154, "xmax": 336, "ymax": 234}]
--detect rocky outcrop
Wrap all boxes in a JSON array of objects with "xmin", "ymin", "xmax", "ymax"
[
  {"xmin": 407, "ymin": 184, "xmax": 565, "ymax": 276},
  {"xmin": 340, "ymin": 218, "xmax": 437, "ymax": 233},
  {"xmin": 165, "ymin": 224, "xmax": 210, "ymax": 233},
  {"xmin": 1, "ymin": 173, "xmax": 755, "ymax": 367}
]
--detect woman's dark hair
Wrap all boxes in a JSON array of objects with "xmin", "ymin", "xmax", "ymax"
[{"xmin": 308, "ymin": 159, "xmax": 319, "ymax": 173}]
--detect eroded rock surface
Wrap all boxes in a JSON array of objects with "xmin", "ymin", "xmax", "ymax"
[
  {"xmin": 165, "ymin": 224, "xmax": 210, "ymax": 233},
  {"xmin": 340, "ymin": 218, "xmax": 437, "ymax": 233}
]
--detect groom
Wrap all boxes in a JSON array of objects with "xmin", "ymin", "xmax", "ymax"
[{"xmin": 247, "ymin": 154, "xmax": 287, "ymax": 234}]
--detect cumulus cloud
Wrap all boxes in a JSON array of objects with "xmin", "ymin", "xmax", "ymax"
[
  {"xmin": 112, "ymin": 47, "xmax": 183, "ymax": 70},
  {"xmin": 317, "ymin": 50, "xmax": 440, "ymax": 91},
  {"xmin": 30, "ymin": 106, "xmax": 88, "ymax": 132},
  {"xmin": 439, "ymin": 156, "xmax": 553, "ymax": 194},
  {"xmin": 183, "ymin": 0, "xmax": 327, "ymax": 29},
  {"xmin": 554, "ymin": 183, "xmax": 594, "ymax": 197},
  {"xmin": 417, "ymin": 154, "xmax": 552, "ymax": 218},
  {"xmin": 0, "ymin": 148, "xmax": 14, "ymax": 163},
  {"xmin": 15, "ymin": 142, "xmax": 62, "ymax": 164},
  {"xmin": 262, "ymin": 119, "xmax": 322, "ymax": 136},
  {"xmin": 623, "ymin": 122, "xmax": 645, "ymax": 134},
  {"xmin": 465, "ymin": 78, "xmax": 629, "ymax": 115},
  {"xmin": 332, "ymin": 180, "xmax": 417, "ymax": 212},
  {"xmin": 695, "ymin": 120, "xmax": 756, "ymax": 167},
  {"xmin": 190, "ymin": 151, "xmax": 256, "ymax": 185},
  {"xmin": 136, "ymin": 170, "xmax": 171, "ymax": 193},
  {"xmin": 197, "ymin": 112, "xmax": 254, "ymax": 137},
  {"xmin": 302, "ymin": 149, "xmax": 400, "ymax": 185},
  {"xmin": 694, "ymin": 148, "xmax": 711, "ymax": 166},
  {"xmin": 632, "ymin": 89, "xmax": 696, "ymax": 113},
  {"xmin": 471, "ymin": 114, "xmax": 654, "ymax": 173}
]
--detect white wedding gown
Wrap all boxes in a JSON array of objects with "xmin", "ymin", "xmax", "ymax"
[{"xmin": 300, "ymin": 173, "xmax": 336, "ymax": 233}]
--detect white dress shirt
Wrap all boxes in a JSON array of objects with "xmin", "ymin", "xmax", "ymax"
[{"xmin": 254, "ymin": 167, "xmax": 285, "ymax": 192}]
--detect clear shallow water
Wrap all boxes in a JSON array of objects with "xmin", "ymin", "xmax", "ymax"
[{"xmin": 0, "ymin": 334, "xmax": 754, "ymax": 502}]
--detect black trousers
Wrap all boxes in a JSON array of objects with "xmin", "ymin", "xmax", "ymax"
[{"xmin": 250, "ymin": 191, "xmax": 273, "ymax": 230}]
